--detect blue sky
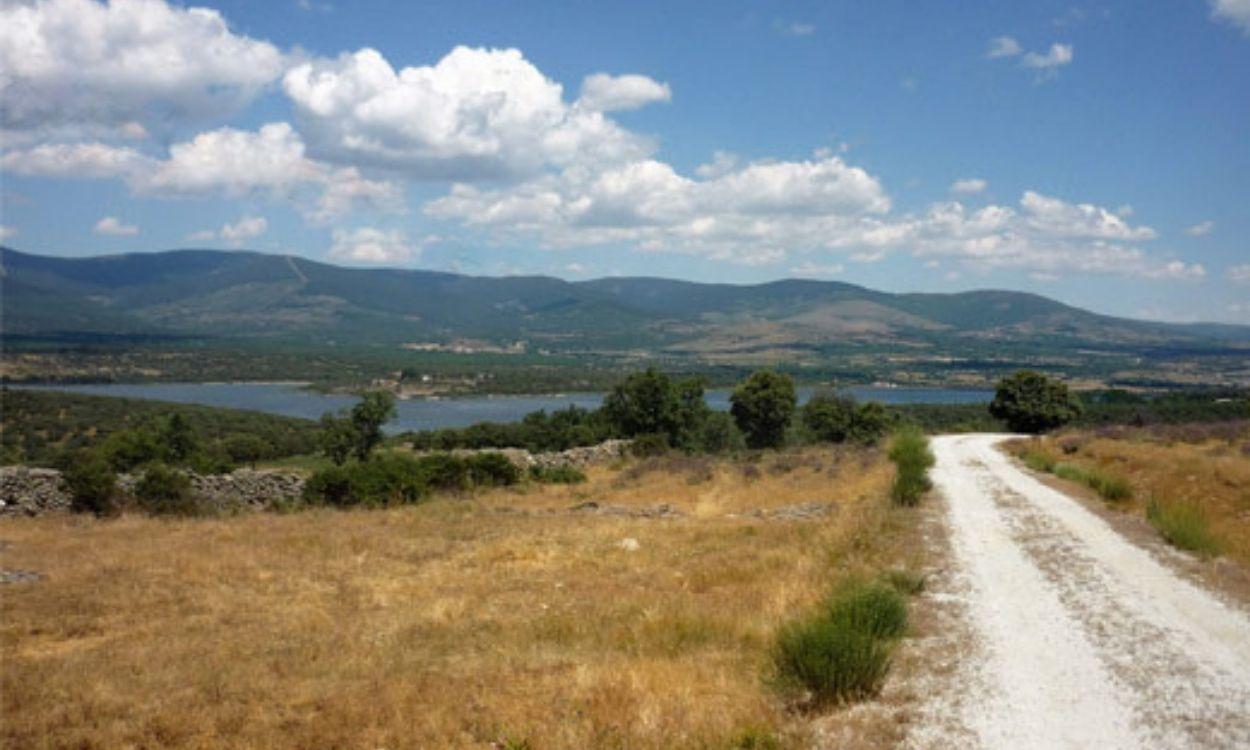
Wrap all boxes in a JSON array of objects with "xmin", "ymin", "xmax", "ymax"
[{"xmin": 1, "ymin": 0, "xmax": 1248, "ymax": 323}]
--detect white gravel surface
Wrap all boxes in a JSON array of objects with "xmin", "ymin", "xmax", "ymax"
[{"xmin": 911, "ymin": 433, "xmax": 1250, "ymax": 750}]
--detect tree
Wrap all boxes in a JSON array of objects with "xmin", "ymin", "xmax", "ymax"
[
  {"xmin": 989, "ymin": 370, "xmax": 1083, "ymax": 433},
  {"xmin": 802, "ymin": 391, "xmax": 856, "ymax": 443},
  {"xmin": 602, "ymin": 368, "xmax": 681, "ymax": 440},
  {"xmin": 159, "ymin": 413, "xmax": 198, "ymax": 464},
  {"xmin": 101, "ymin": 427, "xmax": 162, "ymax": 472},
  {"xmin": 223, "ymin": 434, "xmax": 268, "ymax": 469},
  {"xmin": 730, "ymin": 371, "xmax": 797, "ymax": 449},
  {"xmin": 318, "ymin": 391, "xmax": 397, "ymax": 465},
  {"xmin": 349, "ymin": 390, "xmax": 397, "ymax": 461}
]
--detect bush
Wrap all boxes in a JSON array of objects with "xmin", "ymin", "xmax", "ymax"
[
  {"xmin": 731, "ymin": 371, "xmax": 797, "ymax": 450},
  {"xmin": 888, "ymin": 428, "xmax": 934, "ymax": 507},
  {"xmin": 223, "ymin": 434, "xmax": 269, "ymax": 468},
  {"xmin": 695, "ymin": 411, "xmax": 745, "ymax": 454},
  {"xmin": 464, "ymin": 452, "xmax": 522, "ymax": 487},
  {"xmin": 826, "ymin": 581, "xmax": 909, "ymax": 639},
  {"xmin": 989, "ymin": 370, "xmax": 1083, "ymax": 434},
  {"xmin": 1147, "ymin": 498, "xmax": 1222, "ymax": 557},
  {"xmin": 630, "ymin": 433, "xmax": 671, "ymax": 458},
  {"xmin": 60, "ymin": 450, "xmax": 117, "ymax": 516},
  {"xmin": 529, "ymin": 465, "xmax": 587, "ymax": 484},
  {"xmin": 803, "ymin": 394, "xmax": 891, "ymax": 447},
  {"xmin": 771, "ymin": 614, "xmax": 893, "ymax": 705},
  {"xmin": 135, "ymin": 463, "xmax": 197, "ymax": 516},
  {"xmin": 101, "ymin": 427, "xmax": 162, "ymax": 472},
  {"xmin": 880, "ymin": 569, "xmax": 926, "ymax": 595},
  {"xmin": 302, "ymin": 464, "xmax": 354, "ymax": 506}
]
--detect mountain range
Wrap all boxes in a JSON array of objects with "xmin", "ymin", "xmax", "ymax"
[{"xmin": 3, "ymin": 247, "xmax": 1247, "ymax": 379}]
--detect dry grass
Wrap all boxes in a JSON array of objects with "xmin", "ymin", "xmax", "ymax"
[
  {"xmin": 1011, "ymin": 424, "xmax": 1250, "ymax": 565},
  {"xmin": 0, "ymin": 446, "xmax": 920, "ymax": 750}
]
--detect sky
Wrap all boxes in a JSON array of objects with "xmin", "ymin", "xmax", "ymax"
[{"xmin": 1, "ymin": 0, "xmax": 1248, "ymax": 324}]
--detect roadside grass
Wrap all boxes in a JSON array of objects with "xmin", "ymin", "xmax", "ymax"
[
  {"xmin": 888, "ymin": 428, "xmax": 934, "ymax": 507},
  {"xmin": 1147, "ymin": 498, "xmax": 1223, "ymax": 557},
  {"xmin": 0, "ymin": 444, "xmax": 925, "ymax": 750},
  {"xmin": 1017, "ymin": 444, "xmax": 1133, "ymax": 503},
  {"xmin": 1010, "ymin": 426, "xmax": 1248, "ymax": 564}
]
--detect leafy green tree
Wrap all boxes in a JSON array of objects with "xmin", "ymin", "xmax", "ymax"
[
  {"xmin": 349, "ymin": 390, "xmax": 397, "ymax": 460},
  {"xmin": 60, "ymin": 450, "xmax": 117, "ymax": 516},
  {"xmin": 318, "ymin": 413, "xmax": 357, "ymax": 466},
  {"xmin": 848, "ymin": 402, "xmax": 889, "ymax": 446},
  {"xmin": 223, "ymin": 434, "xmax": 268, "ymax": 469},
  {"xmin": 695, "ymin": 411, "xmax": 745, "ymax": 453},
  {"xmin": 101, "ymin": 428, "xmax": 162, "ymax": 472},
  {"xmin": 989, "ymin": 370, "xmax": 1083, "ymax": 433},
  {"xmin": 134, "ymin": 463, "xmax": 196, "ymax": 516},
  {"xmin": 602, "ymin": 368, "xmax": 681, "ymax": 440},
  {"xmin": 730, "ymin": 371, "xmax": 797, "ymax": 449},
  {"xmin": 159, "ymin": 413, "xmax": 199, "ymax": 464},
  {"xmin": 802, "ymin": 391, "xmax": 856, "ymax": 443}
]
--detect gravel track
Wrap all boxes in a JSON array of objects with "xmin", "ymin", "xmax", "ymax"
[{"xmin": 911, "ymin": 433, "xmax": 1250, "ymax": 750}]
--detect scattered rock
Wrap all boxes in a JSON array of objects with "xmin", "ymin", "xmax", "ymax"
[
  {"xmin": 570, "ymin": 501, "xmax": 683, "ymax": 519},
  {"xmin": 741, "ymin": 501, "xmax": 837, "ymax": 521},
  {"xmin": 0, "ymin": 569, "xmax": 41, "ymax": 584},
  {"xmin": 0, "ymin": 466, "xmax": 70, "ymax": 516},
  {"xmin": 618, "ymin": 537, "xmax": 641, "ymax": 552}
]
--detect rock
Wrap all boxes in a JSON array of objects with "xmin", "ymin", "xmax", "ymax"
[
  {"xmin": 0, "ymin": 466, "xmax": 70, "ymax": 516},
  {"xmin": 618, "ymin": 537, "xmax": 640, "ymax": 552},
  {"xmin": 431, "ymin": 439, "xmax": 632, "ymax": 472},
  {"xmin": 0, "ymin": 569, "xmax": 42, "ymax": 584}
]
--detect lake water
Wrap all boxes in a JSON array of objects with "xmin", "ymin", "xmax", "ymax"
[{"xmin": 14, "ymin": 382, "xmax": 991, "ymax": 433}]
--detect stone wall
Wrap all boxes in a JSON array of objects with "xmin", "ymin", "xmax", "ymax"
[
  {"xmin": 447, "ymin": 439, "xmax": 631, "ymax": 470},
  {"xmin": 1, "ymin": 465, "xmax": 306, "ymax": 516}
]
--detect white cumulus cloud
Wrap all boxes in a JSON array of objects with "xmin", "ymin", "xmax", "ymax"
[
  {"xmin": 1211, "ymin": 0, "xmax": 1250, "ymax": 34},
  {"xmin": 283, "ymin": 46, "xmax": 654, "ymax": 179},
  {"xmin": 578, "ymin": 73, "xmax": 671, "ymax": 112},
  {"xmin": 94, "ymin": 216, "xmax": 139, "ymax": 236},
  {"xmin": 1022, "ymin": 43, "xmax": 1074, "ymax": 70},
  {"xmin": 0, "ymin": 0, "xmax": 285, "ymax": 142},
  {"xmin": 1185, "ymin": 220, "xmax": 1215, "ymax": 236},
  {"xmin": 986, "ymin": 36, "xmax": 1023, "ymax": 58},
  {"xmin": 219, "ymin": 216, "xmax": 268, "ymax": 245},
  {"xmin": 0, "ymin": 142, "xmax": 154, "ymax": 181},
  {"xmin": 951, "ymin": 178, "xmax": 987, "ymax": 195},
  {"xmin": 330, "ymin": 227, "xmax": 422, "ymax": 264}
]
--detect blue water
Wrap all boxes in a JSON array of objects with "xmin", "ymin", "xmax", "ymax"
[{"xmin": 14, "ymin": 382, "xmax": 991, "ymax": 433}]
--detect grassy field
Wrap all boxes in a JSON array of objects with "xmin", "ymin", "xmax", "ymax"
[
  {"xmin": 0, "ymin": 446, "xmax": 927, "ymax": 749},
  {"xmin": 1009, "ymin": 421, "xmax": 1250, "ymax": 564}
]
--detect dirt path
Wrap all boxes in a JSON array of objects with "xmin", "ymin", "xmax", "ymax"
[{"xmin": 910, "ymin": 433, "xmax": 1250, "ymax": 750}]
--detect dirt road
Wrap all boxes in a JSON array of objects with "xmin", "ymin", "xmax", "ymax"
[{"xmin": 911, "ymin": 434, "xmax": 1250, "ymax": 749}]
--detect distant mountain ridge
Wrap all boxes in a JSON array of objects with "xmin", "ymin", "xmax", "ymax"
[{"xmin": 3, "ymin": 247, "xmax": 1247, "ymax": 361}]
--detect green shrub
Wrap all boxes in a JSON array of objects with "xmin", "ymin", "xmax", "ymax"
[
  {"xmin": 695, "ymin": 411, "xmax": 746, "ymax": 453},
  {"xmin": 302, "ymin": 464, "xmax": 354, "ymax": 506},
  {"xmin": 888, "ymin": 428, "xmax": 934, "ymax": 507},
  {"xmin": 529, "ymin": 465, "xmax": 587, "ymax": 484},
  {"xmin": 464, "ymin": 452, "xmax": 522, "ymax": 487},
  {"xmin": 1147, "ymin": 498, "xmax": 1222, "ymax": 557},
  {"xmin": 135, "ymin": 463, "xmax": 197, "ymax": 516},
  {"xmin": 60, "ymin": 450, "xmax": 117, "ymax": 516},
  {"xmin": 826, "ymin": 581, "xmax": 908, "ymax": 640},
  {"xmin": 630, "ymin": 433, "xmax": 670, "ymax": 458},
  {"xmin": 771, "ymin": 614, "xmax": 893, "ymax": 705},
  {"xmin": 802, "ymin": 393, "xmax": 890, "ymax": 446},
  {"xmin": 989, "ymin": 370, "xmax": 1083, "ymax": 434},
  {"xmin": 1088, "ymin": 471, "xmax": 1133, "ymax": 503},
  {"xmin": 413, "ymin": 453, "xmax": 471, "ymax": 492}
]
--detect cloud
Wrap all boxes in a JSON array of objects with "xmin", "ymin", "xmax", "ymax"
[
  {"xmin": 3, "ymin": 123, "xmax": 404, "ymax": 222},
  {"xmin": 578, "ymin": 73, "xmax": 672, "ymax": 112},
  {"xmin": 1211, "ymin": 0, "xmax": 1250, "ymax": 34},
  {"xmin": 93, "ymin": 216, "xmax": 139, "ymax": 236},
  {"xmin": 986, "ymin": 36, "xmax": 1023, "ymax": 58},
  {"xmin": 776, "ymin": 20, "xmax": 816, "ymax": 37},
  {"xmin": 1017, "ymin": 190, "xmax": 1155, "ymax": 240},
  {"xmin": 146, "ymin": 122, "xmax": 318, "ymax": 197},
  {"xmin": 1022, "ymin": 43, "xmax": 1074, "ymax": 70},
  {"xmin": 283, "ymin": 46, "xmax": 654, "ymax": 179},
  {"xmin": 219, "ymin": 216, "xmax": 268, "ymax": 245},
  {"xmin": 1185, "ymin": 220, "xmax": 1215, "ymax": 236},
  {"xmin": 0, "ymin": 0, "xmax": 285, "ymax": 141},
  {"xmin": 0, "ymin": 142, "xmax": 154, "ymax": 180},
  {"xmin": 425, "ymin": 152, "xmax": 891, "ymax": 265},
  {"xmin": 790, "ymin": 262, "xmax": 845, "ymax": 277},
  {"xmin": 1228, "ymin": 264, "xmax": 1250, "ymax": 283},
  {"xmin": 329, "ymin": 227, "xmax": 420, "ymax": 264},
  {"xmin": 950, "ymin": 178, "xmax": 987, "ymax": 195},
  {"xmin": 0, "ymin": 225, "xmax": 16, "ymax": 242}
]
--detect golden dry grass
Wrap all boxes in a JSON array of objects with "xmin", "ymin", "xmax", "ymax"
[
  {"xmin": 1013, "ymin": 425, "xmax": 1250, "ymax": 565},
  {"xmin": 0, "ymin": 446, "xmax": 920, "ymax": 749}
]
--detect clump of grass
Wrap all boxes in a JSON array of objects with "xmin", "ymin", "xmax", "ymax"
[
  {"xmin": 1020, "ymin": 447, "xmax": 1057, "ymax": 473},
  {"xmin": 880, "ymin": 568, "xmax": 926, "ymax": 595},
  {"xmin": 1050, "ymin": 462, "xmax": 1133, "ymax": 503},
  {"xmin": 770, "ymin": 613, "xmax": 893, "ymax": 705},
  {"xmin": 888, "ymin": 427, "xmax": 934, "ymax": 507},
  {"xmin": 528, "ymin": 465, "xmax": 587, "ymax": 484},
  {"xmin": 1147, "ymin": 498, "xmax": 1222, "ymax": 557},
  {"xmin": 770, "ymin": 580, "xmax": 910, "ymax": 706}
]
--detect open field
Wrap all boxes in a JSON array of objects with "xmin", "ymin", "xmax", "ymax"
[
  {"xmin": 0, "ymin": 447, "xmax": 928, "ymax": 749},
  {"xmin": 1009, "ymin": 421, "xmax": 1250, "ymax": 565}
]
